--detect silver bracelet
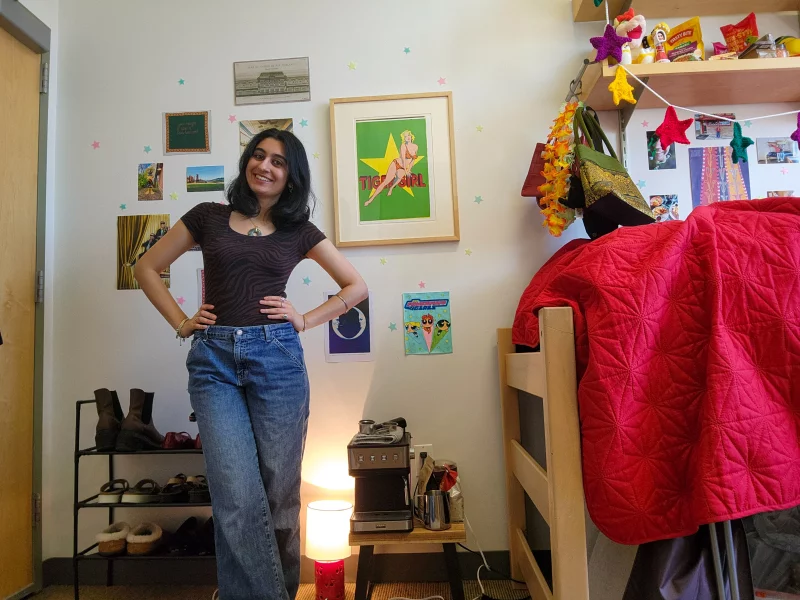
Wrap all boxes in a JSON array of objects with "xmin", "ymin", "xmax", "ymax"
[{"xmin": 335, "ymin": 294, "xmax": 349, "ymax": 311}]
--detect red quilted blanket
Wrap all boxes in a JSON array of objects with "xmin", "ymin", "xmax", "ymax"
[{"xmin": 513, "ymin": 198, "xmax": 800, "ymax": 545}]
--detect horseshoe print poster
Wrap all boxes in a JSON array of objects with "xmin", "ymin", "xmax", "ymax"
[{"xmin": 324, "ymin": 291, "xmax": 373, "ymax": 363}]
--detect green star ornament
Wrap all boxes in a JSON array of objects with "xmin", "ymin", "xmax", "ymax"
[{"xmin": 730, "ymin": 122, "xmax": 753, "ymax": 164}]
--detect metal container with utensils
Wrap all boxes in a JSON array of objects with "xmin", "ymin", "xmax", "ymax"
[{"xmin": 415, "ymin": 490, "xmax": 451, "ymax": 531}]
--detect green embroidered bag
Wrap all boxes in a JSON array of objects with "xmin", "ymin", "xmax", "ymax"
[{"xmin": 573, "ymin": 107, "xmax": 654, "ymax": 227}]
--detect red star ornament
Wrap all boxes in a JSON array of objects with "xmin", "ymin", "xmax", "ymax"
[{"xmin": 655, "ymin": 106, "xmax": 693, "ymax": 151}]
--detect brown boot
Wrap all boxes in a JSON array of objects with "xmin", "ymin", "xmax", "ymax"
[
  {"xmin": 94, "ymin": 389, "xmax": 124, "ymax": 451},
  {"xmin": 115, "ymin": 389, "xmax": 165, "ymax": 451}
]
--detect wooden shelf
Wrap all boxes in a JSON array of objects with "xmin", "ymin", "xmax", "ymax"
[
  {"xmin": 579, "ymin": 58, "xmax": 800, "ymax": 111},
  {"xmin": 349, "ymin": 520, "xmax": 466, "ymax": 546},
  {"xmin": 572, "ymin": 0, "xmax": 799, "ymax": 22}
]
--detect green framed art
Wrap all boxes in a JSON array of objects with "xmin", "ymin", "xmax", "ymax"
[{"xmin": 164, "ymin": 111, "xmax": 211, "ymax": 154}]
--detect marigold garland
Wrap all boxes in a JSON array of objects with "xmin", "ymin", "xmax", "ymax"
[{"xmin": 538, "ymin": 101, "xmax": 580, "ymax": 237}]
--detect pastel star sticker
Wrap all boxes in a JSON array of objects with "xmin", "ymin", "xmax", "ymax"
[
  {"xmin": 781, "ymin": 167, "xmax": 790, "ymax": 175},
  {"xmin": 144, "ymin": 145, "xmax": 152, "ymax": 153},
  {"xmin": 465, "ymin": 248, "xmax": 473, "ymax": 256},
  {"xmin": 302, "ymin": 277, "xmax": 311, "ymax": 286},
  {"xmin": 418, "ymin": 281, "xmax": 426, "ymax": 289},
  {"xmin": 641, "ymin": 120, "xmax": 649, "ymax": 128},
  {"xmin": 474, "ymin": 196, "xmax": 483, "ymax": 204},
  {"xmin": 170, "ymin": 192, "xmax": 179, "ymax": 200},
  {"xmin": 300, "ymin": 119, "xmax": 308, "ymax": 127},
  {"xmin": 790, "ymin": 114, "xmax": 800, "ymax": 144},
  {"xmin": 637, "ymin": 180, "xmax": 646, "ymax": 189},
  {"xmin": 380, "ymin": 258, "xmax": 388, "ymax": 265},
  {"xmin": 744, "ymin": 121, "xmax": 753, "ymax": 128},
  {"xmin": 437, "ymin": 77, "xmax": 447, "ymax": 86},
  {"xmin": 608, "ymin": 66, "xmax": 636, "ymax": 106},
  {"xmin": 228, "ymin": 115, "xmax": 237, "ymax": 124},
  {"xmin": 176, "ymin": 296, "xmax": 185, "ymax": 306},
  {"xmin": 655, "ymin": 106, "xmax": 693, "ymax": 151},
  {"xmin": 730, "ymin": 122, "xmax": 753, "ymax": 164},
  {"xmin": 119, "ymin": 203, "xmax": 127, "ymax": 210},
  {"xmin": 403, "ymin": 47, "xmax": 411, "ymax": 54},
  {"xmin": 590, "ymin": 24, "xmax": 631, "ymax": 64},
  {"xmin": 348, "ymin": 62, "xmax": 357, "ymax": 70},
  {"xmin": 388, "ymin": 322, "xmax": 397, "ymax": 331},
  {"xmin": 91, "ymin": 141, "xmax": 100, "ymax": 149},
  {"xmin": 313, "ymin": 153, "xmax": 320, "ymax": 159},
  {"xmin": 476, "ymin": 126, "xmax": 484, "ymax": 132},
  {"xmin": 178, "ymin": 79, "xmax": 185, "ymax": 85}
]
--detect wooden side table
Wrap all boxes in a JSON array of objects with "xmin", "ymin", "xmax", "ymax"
[{"xmin": 349, "ymin": 521, "xmax": 467, "ymax": 600}]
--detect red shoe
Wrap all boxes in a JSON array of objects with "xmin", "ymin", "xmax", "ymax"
[{"xmin": 163, "ymin": 432, "xmax": 194, "ymax": 449}]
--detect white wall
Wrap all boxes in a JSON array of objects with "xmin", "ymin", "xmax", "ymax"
[{"xmin": 43, "ymin": 0, "xmax": 800, "ymax": 561}]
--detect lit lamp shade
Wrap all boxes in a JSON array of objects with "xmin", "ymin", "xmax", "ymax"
[{"xmin": 306, "ymin": 500, "xmax": 353, "ymax": 561}]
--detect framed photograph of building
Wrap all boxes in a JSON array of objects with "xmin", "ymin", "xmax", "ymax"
[
  {"xmin": 233, "ymin": 57, "xmax": 310, "ymax": 106},
  {"xmin": 330, "ymin": 92, "xmax": 459, "ymax": 247},
  {"xmin": 163, "ymin": 111, "xmax": 210, "ymax": 154}
]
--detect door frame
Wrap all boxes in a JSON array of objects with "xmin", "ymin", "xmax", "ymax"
[{"xmin": 0, "ymin": 1, "xmax": 50, "ymax": 598}]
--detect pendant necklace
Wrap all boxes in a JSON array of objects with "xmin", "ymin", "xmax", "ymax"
[{"xmin": 247, "ymin": 217, "xmax": 263, "ymax": 237}]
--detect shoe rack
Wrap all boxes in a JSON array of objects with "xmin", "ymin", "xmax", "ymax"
[{"xmin": 72, "ymin": 400, "xmax": 213, "ymax": 600}]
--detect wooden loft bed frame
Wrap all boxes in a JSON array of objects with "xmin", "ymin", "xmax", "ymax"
[{"xmin": 496, "ymin": 307, "xmax": 589, "ymax": 600}]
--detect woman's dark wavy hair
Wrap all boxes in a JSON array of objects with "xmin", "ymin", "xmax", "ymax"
[{"xmin": 226, "ymin": 128, "xmax": 315, "ymax": 229}]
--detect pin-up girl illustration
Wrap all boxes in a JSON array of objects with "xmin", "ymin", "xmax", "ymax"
[{"xmin": 365, "ymin": 130, "xmax": 418, "ymax": 206}]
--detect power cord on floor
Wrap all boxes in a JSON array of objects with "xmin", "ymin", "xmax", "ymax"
[
  {"xmin": 464, "ymin": 516, "xmax": 531, "ymax": 600},
  {"xmin": 457, "ymin": 543, "xmax": 526, "ymax": 585}
]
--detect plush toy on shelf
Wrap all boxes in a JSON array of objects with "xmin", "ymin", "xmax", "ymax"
[
  {"xmin": 614, "ymin": 9, "xmax": 647, "ymax": 65},
  {"xmin": 651, "ymin": 22, "xmax": 671, "ymax": 63}
]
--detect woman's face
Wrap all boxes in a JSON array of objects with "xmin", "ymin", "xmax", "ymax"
[
  {"xmin": 404, "ymin": 132, "xmax": 412, "ymax": 143},
  {"xmin": 247, "ymin": 137, "xmax": 289, "ymax": 199}
]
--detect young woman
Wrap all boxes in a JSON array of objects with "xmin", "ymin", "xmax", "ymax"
[{"xmin": 135, "ymin": 129, "xmax": 367, "ymax": 600}]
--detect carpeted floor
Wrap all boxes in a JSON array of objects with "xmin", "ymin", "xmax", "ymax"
[{"xmin": 35, "ymin": 580, "xmax": 530, "ymax": 600}]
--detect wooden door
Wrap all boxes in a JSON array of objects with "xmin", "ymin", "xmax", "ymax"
[{"xmin": 0, "ymin": 23, "xmax": 41, "ymax": 599}]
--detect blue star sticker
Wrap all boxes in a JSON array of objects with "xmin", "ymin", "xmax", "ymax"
[
  {"xmin": 300, "ymin": 119, "xmax": 308, "ymax": 128},
  {"xmin": 403, "ymin": 47, "xmax": 411, "ymax": 54},
  {"xmin": 474, "ymin": 196, "xmax": 483, "ymax": 204},
  {"xmin": 119, "ymin": 203, "xmax": 127, "ymax": 210},
  {"xmin": 637, "ymin": 180, "xmax": 646, "ymax": 189},
  {"xmin": 388, "ymin": 322, "xmax": 397, "ymax": 331},
  {"xmin": 302, "ymin": 277, "xmax": 311, "ymax": 286},
  {"xmin": 144, "ymin": 145, "xmax": 152, "ymax": 154},
  {"xmin": 178, "ymin": 79, "xmax": 185, "ymax": 85}
]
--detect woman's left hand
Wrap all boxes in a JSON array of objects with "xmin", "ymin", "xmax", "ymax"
[{"xmin": 260, "ymin": 296, "xmax": 304, "ymax": 332}]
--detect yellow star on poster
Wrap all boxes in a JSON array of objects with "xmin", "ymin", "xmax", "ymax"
[
  {"xmin": 360, "ymin": 134, "xmax": 424, "ymax": 198},
  {"xmin": 608, "ymin": 66, "xmax": 636, "ymax": 106}
]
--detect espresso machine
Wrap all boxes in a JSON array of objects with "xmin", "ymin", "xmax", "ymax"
[{"xmin": 348, "ymin": 418, "xmax": 413, "ymax": 533}]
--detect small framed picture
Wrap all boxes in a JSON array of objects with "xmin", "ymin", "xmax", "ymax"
[
  {"xmin": 330, "ymin": 92, "xmax": 460, "ymax": 247},
  {"xmin": 324, "ymin": 291, "xmax": 373, "ymax": 363},
  {"xmin": 164, "ymin": 111, "xmax": 210, "ymax": 154},
  {"xmin": 233, "ymin": 57, "xmax": 310, "ymax": 106}
]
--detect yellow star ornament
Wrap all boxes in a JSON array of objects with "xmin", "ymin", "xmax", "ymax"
[
  {"xmin": 360, "ymin": 134, "xmax": 425, "ymax": 198},
  {"xmin": 608, "ymin": 66, "xmax": 636, "ymax": 106}
]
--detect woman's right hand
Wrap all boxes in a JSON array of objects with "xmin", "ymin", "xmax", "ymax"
[{"xmin": 180, "ymin": 304, "xmax": 216, "ymax": 338}]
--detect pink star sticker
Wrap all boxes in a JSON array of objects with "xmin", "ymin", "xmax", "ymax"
[
  {"xmin": 418, "ymin": 281, "xmax": 426, "ymax": 289},
  {"xmin": 176, "ymin": 296, "xmax": 185, "ymax": 305},
  {"xmin": 228, "ymin": 115, "xmax": 237, "ymax": 123},
  {"xmin": 781, "ymin": 167, "xmax": 790, "ymax": 175},
  {"xmin": 437, "ymin": 77, "xmax": 446, "ymax": 86},
  {"xmin": 91, "ymin": 141, "xmax": 100, "ymax": 149},
  {"xmin": 641, "ymin": 120, "xmax": 649, "ymax": 128}
]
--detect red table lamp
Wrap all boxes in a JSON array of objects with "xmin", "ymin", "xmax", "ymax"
[{"xmin": 306, "ymin": 501, "xmax": 353, "ymax": 600}]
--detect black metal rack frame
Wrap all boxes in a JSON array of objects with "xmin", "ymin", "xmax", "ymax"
[{"xmin": 72, "ymin": 399, "xmax": 212, "ymax": 600}]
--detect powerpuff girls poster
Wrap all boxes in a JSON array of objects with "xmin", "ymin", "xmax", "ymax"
[{"xmin": 403, "ymin": 292, "xmax": 452, "ymax": 355}]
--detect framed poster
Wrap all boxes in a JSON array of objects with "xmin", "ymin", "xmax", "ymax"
[
  {"xmin": 330, "ymin": 92, "xmax": 460, "ymax": 247},
  {"xmin": 164, "ymin": 111, "xmax": 210, "ymax": 154},
  {"xmin": 324, "ymin": 291, "xmax": 373, "ymax": 363},
  {"xmin": 233, "ymin": 57, "xmax": 310, "ymax": 105}
]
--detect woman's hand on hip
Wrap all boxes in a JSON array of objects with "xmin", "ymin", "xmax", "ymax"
[
  {"xmin": 180, "ymin": 304, "xmax": 216, "ymax": 337},
  {"xmin": 260, "ymin": 296, "xmax": 303, "ymax": 332}
]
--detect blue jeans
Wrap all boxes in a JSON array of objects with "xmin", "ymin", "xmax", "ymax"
[{"xmin": 187, "ymin": 323, "xmax": 310, "ymax": 600}]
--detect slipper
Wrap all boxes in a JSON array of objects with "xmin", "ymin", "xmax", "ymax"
[
  {"xmin": 97, "ymin": 479, "xmax": 129, "ymax": 504},
  {"xmin": 96, "ymin": 522, "xmax": 130, "ymax": 556},
  {"xmin": 163, "ymin": 432, "xmax": 194, "ymax": 450},
  {"xmin": 121, "ymin": 479, "xmax": 162, "ymax": 504},
  {"xmin": 167, "ymin": 517, "xmax": 200, "ymax": 556},
  {"xmin": 159, "ymin": 482, "xmax": 189, "ymax": 503},
  {"xmin": 126, "ymin": 522, "xmax": 162, "ymax": 556},
  {"xmin": 166, "ymin": 473, "xmax": 187, "ymax": 485},
  {"xmin": 187, "ymin": 475, "xmax": 210, "ymax": 503}
]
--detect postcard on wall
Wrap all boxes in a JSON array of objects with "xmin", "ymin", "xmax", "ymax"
[
  {"xmin": 649, "ymin": 195, "xmax": 679, "ymax": 222},
  {"xmin": 197, "ymin": 268, "xmax": 205, "ymax": 305},
  {"xmin": 330, "ymin": 93, "xmax": 459, "ymax": 247},
  {"xmin": 694, "ymin": 113, "xmax": 736, "ymax": 140},
  {"xmin": 403, "ymin": 292, "xmax": 452, "ymax": 356},
  {"xmin": 767, "ymin": 190, "xmax": 795, "ymax": 197},
  {"xmin": 138, "ymin": 163, "xmax": 164, "ymax": 201},
  {"xmin": 233, "ymin": 57, "xmax": 310, "ymax": 106},
  {"xmin": 688, "ymin": 147, "xmax": 751, "ymax": 209},
  {"xmin": 186, "ymin": 165, "xmax": 225, "ymax": 192},
  {"xmin": 646, "ymin": 131, "xmax": 676, "ymax": 171},
  {"xmin": 324, "ymin": 291, "xmax": 373, "ymax": 363},
  {"xmin": 239, "ymin": 119, "xmax": 293, "ymax": 154},
  {"xmin": 117, "ymin": 214, "xmax": 170, "ymax": 290},
  {"xmin": 756, "ymin": 138, "xmax": 799, "ymax": 164},
  {"xmin": 164, "ymin": 111, "xmax": 210, "ymax": 154}
]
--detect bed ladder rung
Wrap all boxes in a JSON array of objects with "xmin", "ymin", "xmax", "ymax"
[
  {"xmin": 513, "ymin": 527, "xmax": 553, "ymax": 600},
  {"xmin": 506, "ymin": 352, "xmax": 545, "ymax": 397},
  {"xmin": 510, "ymin": 440, "xmax": 550, "ymax": 525}
]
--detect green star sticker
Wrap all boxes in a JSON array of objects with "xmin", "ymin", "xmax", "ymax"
[
  {"xmin": 119, "ymin": 203, "xmax": 126, "ymax": 210},
  {"xmin": 474, "ymin": 196, "xmax": 483, "ymax": 204},
  {"xmin": 302, "ymin": 277, "xmax": 311, "ymax": 286},
  {"xmin": 730, "ymin": 122, "xmax": 753, "ymax": 164},
  {"xmin": 170, "ymin": 192, "xmax": 179, "ymax": 200},
  {"xmin": 388, "ymin": 322, "xmax": 397, "ymax": 331},
  {"xmin": 178, "ymin": 78, "xmax": 185, "ymax": 85},
  {"xmin": 403, "ymin": 47, "xmax": 411, "ymax": 54}
]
